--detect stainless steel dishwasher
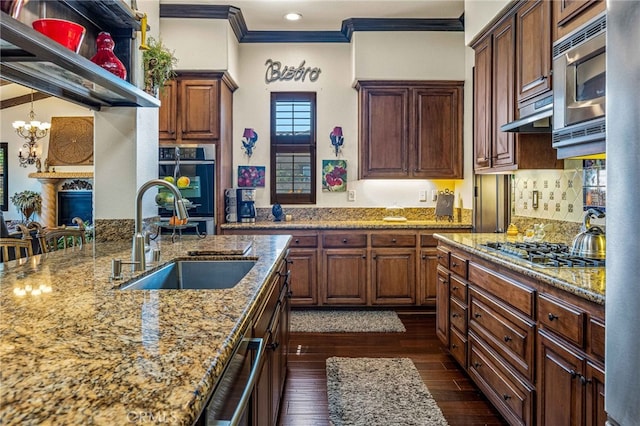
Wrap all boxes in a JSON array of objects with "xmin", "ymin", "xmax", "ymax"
[{"xmin": 196, "ymin": 336, "xmax": 265, "ymax": 426}]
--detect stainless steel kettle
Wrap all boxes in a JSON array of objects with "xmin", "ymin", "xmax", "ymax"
[{"xmin": 571, "ymin": 208, "xmax": 606, "ymax": 259}]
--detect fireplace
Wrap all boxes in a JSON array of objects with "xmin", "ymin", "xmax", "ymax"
[{"xmin": 57, "ymin": 191, "xmax": 92, "ymax": 226}]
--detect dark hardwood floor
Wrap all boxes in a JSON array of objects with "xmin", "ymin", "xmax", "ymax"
[{"xmin": 278, "ymin": 313, "xmax": 508, "ymax": 426}]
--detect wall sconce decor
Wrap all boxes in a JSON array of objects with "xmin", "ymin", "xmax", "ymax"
[
  {"xmin": 12, "ymin": 90, "xmax": 51, "ymax": 168},
  {"xmin": 330, "ymin": 126, "xmax": 344, "ymax": 157},
  {"xmin": 242, "ymin": 128, "xmax": 258, "ymax": 159}
]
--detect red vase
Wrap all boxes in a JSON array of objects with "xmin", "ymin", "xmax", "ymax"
[{"xmin": 90, "ymin": 32, "xmax": 126, "ymax": 80}]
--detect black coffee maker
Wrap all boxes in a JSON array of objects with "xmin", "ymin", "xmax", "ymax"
[{"xmin": 236, "ymin": 188, "xmax": 256, "ymax": 223}]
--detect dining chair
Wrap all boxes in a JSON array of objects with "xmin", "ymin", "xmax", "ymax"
[
  {"xmin": 39, "ymin": 217, "xmax": 87, "ymax": 252},
  {"xmin": 0, "ymin": 238, "xmax": 34, "ymax": 262},
  {"xmin": 16, "ymin": 222, "xmax": 46, "ymax": 254}
]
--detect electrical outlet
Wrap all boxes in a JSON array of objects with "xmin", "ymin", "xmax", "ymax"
[
  {"xmin": 348, "ymin": 190, "xmax": 356, "ymax": 202},
  {"xmin": 419, "ymin": 190, "xmax": 427, "ymax": 202}
]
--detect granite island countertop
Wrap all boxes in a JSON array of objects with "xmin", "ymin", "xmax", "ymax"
[
  {"xmin": 0, "ymin": 234, "xmax": 292, "ymax": 425},
  {"xmin": 433, "ymin": 233, "xmax": 605, "ymax": 305},
  {"xmin": 221, "ymin": 219, "xmax": 473, "ymax": 231}
]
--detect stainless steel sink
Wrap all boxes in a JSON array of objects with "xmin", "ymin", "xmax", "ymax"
[{"xmin": 120, "ymin": 260, "xmax": 256, "ymax": 290}]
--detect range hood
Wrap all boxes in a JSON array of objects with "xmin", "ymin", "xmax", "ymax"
[
  {"xmin": 500, "ymin": 95, "xmax": 553, "ymax": 133},
  {"xmin": 0, "ymin": 10, "xmax": 159, "ymax": 110}
]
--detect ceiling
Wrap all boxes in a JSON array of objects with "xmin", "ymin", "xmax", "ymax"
[{"xmin": 159, "ymin": 0, "xmax": 465, "ymax": 31}]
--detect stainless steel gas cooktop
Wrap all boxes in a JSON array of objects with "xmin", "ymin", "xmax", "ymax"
[{"xmin": 480, "ymin": 241, "xmax": 605, "ymax": 267}]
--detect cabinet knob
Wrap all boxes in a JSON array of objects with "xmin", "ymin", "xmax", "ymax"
[
  {"xmin": 392, "ymin": 238, "xmax": 397, "ymax": 243},
  {"xmin": 422, "ymin": 254, "xmax": 427, "ymax": 260},
  {"xmin": 473, "ymin": 362, "xmax": 482, "ymax": 368},
  {"xmin": 268, "ymin": 341, "xmax": 280, "ymax": 351},
  {"xmin": 474, "ymin": 313, "xmax": 482, "ymax": 319},
  {"xmin": 343, "ymin": 239, "xmax": 348, "ymax": 243},
  {"xmin": 503, "ymin": 335, "xmax": 512, "ymax": 343},
  {"xmin": 295, "ymin": 239, "xmax": 300, "ymax": 244},
  {"xmin": 452, "ymin": 286, "xmax": 458, "ymax": 291},
  {"xmin": 437, "ymin": 255, "xmax": 443, "ymax": 259},
  {"xmin": 580, "ymin": 375, "xmax": 592, "ymax": 386},
  {"xmin": 570, "ymin": 370, "xmax": 578, "ymax": 379},
  {"xmin": 452, "ymin": 262, "xmax": 458, "ymax": 267},
  {"xmin": 362, "ymin": 255, "xmax": 366, "ymax": 259},
  {"xmin": 451, "ymin": 344, "xmax": 458, "ymax": 349},
  {"xmin": 452, "ymin": 313, "xmax": 460, "ymax": 318},
  {"xmin": 502, "ymin": 394, "xmax": 512, "ymax": 401},
  {"xmin": 548, "ymin": 313, "xmax": 559, "ymax": 321}
]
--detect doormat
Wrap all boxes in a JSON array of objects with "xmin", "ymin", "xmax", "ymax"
[
  {"xmin": 290, "ymin": 310, "xmax": 406, "ymax": 333},
  {"xmin": 326, "ymin": 357, "xmax": 449, "ymax": 426}
]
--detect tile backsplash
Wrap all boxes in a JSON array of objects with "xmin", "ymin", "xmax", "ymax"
[{"xmin": 512, "ymin": 159, "xmax": 606, "ymax": 224}]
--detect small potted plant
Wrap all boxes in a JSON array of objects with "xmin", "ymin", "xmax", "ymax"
[
  {"xmin": 10, "ymin": 190, "xmax": 42, "ymax": 223},
  {"xmin": 142, "ymin": 36, "xmax": 178, "ymax": 96}
]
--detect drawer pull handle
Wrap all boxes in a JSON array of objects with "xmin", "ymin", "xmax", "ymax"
[
  {"xmin": 503, "ymin": 335, "xmax": 512, "ymax": 342},
  {"xmin": 502, "ymin": 394, "xmax": 512, "ymax": 401},
  {"xmin": 473, "ymin": 362, "xmax": 481, "ymax": 368},
  {"xmin": 474, "ymin": 313, "xmax": 482, "ymax": 319},
  {"xmin": 548, "ymin": 313, "xmax": 559, "ymax": 321}
]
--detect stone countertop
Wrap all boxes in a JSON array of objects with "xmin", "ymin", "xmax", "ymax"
[
  {"xmin": 0, "ymin": 234, "xmax": 291, "ymax": 425},
  {"xmin": 433, "ymin": 233, "xmax": 605, "ymax": 305},
  {"xmin": 221, "ymin": 219, "xmax": 473, "ymax": 230}
]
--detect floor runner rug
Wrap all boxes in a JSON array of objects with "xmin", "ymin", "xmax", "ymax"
[
  {"xmin": 290, "ymin": 310, "xmax": 406, "ymax": 333},
  {"xmin": 326, "ymin": 357, "xmax": 449, "ymax": 426}
]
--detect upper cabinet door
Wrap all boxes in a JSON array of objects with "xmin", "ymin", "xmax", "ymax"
[
  {"xmin": 158, "ymin": 80, "xmax": 177, "ymax": 141},
  {"xmin": 553, "ymin": 0, "xmax": 605, "ymax": 41},
  {"xmin": 516, "ymin": 0, "xmax": 552, "ymax": 106},
  {"xmin": 413, "ymin": 84, "xmax": 463, "ymax": 179},
  {"xmin": 492, "ymin": 17, "xmax": 516, "ymax": 169},
  {"xmin": 359, "ymin": 86, "xmax": 411, "ymax": 179},
  {"xmin": 180, "ymin": 79, "xmax": 220, "ymax": 140},
  {"xmin": 473, "ymin": 35, "xmax": 493, "ymax": 171}
]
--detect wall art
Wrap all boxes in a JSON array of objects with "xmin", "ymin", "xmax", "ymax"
[
  {"xmin": 238, "ymin": 165, "xmax": 266, "ymax": 188},
  {"xmin": 322, "ymin": 159, "xmax": 347, "ymax": 192}
]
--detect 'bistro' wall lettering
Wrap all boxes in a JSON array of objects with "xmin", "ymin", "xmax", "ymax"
[{"xmin": 265, "ymin": 59, "xmax": 321, "ymax": 84}]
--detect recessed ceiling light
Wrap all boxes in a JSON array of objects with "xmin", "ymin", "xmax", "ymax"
[{"xmin": 284, "ymin": 12, "xmax": 302, "ymax": 21}]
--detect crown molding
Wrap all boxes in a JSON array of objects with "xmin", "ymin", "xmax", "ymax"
[{"xmin": 160, "ymin": 4, "xmax": 464, "ymax": 43}]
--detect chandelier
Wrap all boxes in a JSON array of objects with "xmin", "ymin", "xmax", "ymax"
[{"xmin": 12, "ymin": 91, "xmax": 51, "ymax": 168}]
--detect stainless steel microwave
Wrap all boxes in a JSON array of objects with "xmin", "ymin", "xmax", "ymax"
[{"xmin": 552, "ymin": 12, "xmax": 606, "ymax": 158}]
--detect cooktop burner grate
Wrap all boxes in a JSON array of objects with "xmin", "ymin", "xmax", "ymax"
[{"xmin": 480, "ymin": 241, "xmax": 605, "ymax": 267}]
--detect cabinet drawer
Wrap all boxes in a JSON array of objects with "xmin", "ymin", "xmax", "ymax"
[
  {"xmin": 322, "ymin": 234, "xmax": 367, "ymax": 248},
  {"xmin": 421, "ymin": 234, "xmax": 438, "ymax": 247},
  {"xmin": 469, "ymin": 333, "xmax": 534, "ymax": 426},
  {"xmin": 436, "ymin": 246, "xmax": 450, "ymax": 269},
  {"xmin": 469, "ymin": 287, "xmax": 535, "ymax": 382},
  {"xmin": 371, "ymin": 234, "xmax": 416, "ymax": 247},
  {"xmin": 450, "ymin": 327, "xmax": 467, "ymax": 368},
  {"xmin": 589, "ymin": 317, "xmax": 605, "ymax": 363},
  {"xmin": 450, "ymin": 297, "xmax": 467, "ymax": 334},
  {"xmin": 538, "ymin": 293, "xmax": 586, "ymax": 348},
  {"xmin": 449, "ymin": 253, "xmax": 468, "ymax": 278},
  {"xmin": 468, "ymin": 263, "xmax": 535, "ymax": 317},
  {"xmin": 450, "ymin": 274, "xmax": 468, "ymax": 303},
  {"xmin": 290, "ymin": 235, "xmax": 318, "ymax": 248}
]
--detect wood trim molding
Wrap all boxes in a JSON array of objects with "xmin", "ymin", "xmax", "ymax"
[
  {"xmin": 0, "ymin": 91, "xmax": 51, "ymax": 109},
  {"xmin": 160, "ymin": 4, "xmax": 464, "ymax": 43}
]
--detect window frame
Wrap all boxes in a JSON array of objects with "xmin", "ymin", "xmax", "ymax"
[{"xmin": 270, "ymin": 92, "xmax": 317, "ymax": 205}]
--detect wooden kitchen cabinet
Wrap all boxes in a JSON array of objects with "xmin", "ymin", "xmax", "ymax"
[
  {"xmin": 357, "ymin": 80, "xmax": 463, "ymax": 179},
  {"xmin": 516, "ymin": 0, "xmax": 552, "ymax": 107},
  {"xmin": 287, "ymin": 233, "xmax": 318, "ymax": 306},
  {"xmin": 418, "ymin": 248, "xmax": 439, "ymax": 305},
  {"xmin": 159, "ymin": 75, "xmax": 220, "ymax": 142},
  {"xmin": 251, "ymin": 257, "xmax": 290, "ymax": 426},
  {"xmin": 370, "ymin": 233, "xmax": 416, "ymax": 305},
  {"xmin": 553, "ymin": 0, "xmax": 605, "ymax": 42},
  {"xmin": 437, "ymin": 240, "xmax": 606, "ymax": 426},
  {"xmin": 322, "ymin": 249, "xmax": 367, "ymax": 305},
  {"xmin": 472, "ymin": 4, "xmax": 562, "ymax": 174}
]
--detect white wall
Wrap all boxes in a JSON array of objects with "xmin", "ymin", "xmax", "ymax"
[
  {"xmin": 160, "ymin": 18, "xmax": 230, "ymax": 71},
  {"xmin": 464, "ymin": 0, "xmax": 511, "ymax": 45}
]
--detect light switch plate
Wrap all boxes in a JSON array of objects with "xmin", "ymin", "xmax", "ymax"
[
  {"xmin": 419, "ymin": 190, "xmax": 427, "ymax": 202},
  {"xmin": 348, "ymin": 190, "xmax": 356, "ymax": 202}
]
